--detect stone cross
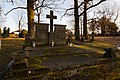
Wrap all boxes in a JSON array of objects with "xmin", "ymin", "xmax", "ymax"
[{"xmin": 46, "ymin": 10, "xmax": 57, "ymax": 32}]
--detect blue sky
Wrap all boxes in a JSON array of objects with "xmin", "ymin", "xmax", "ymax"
[
  {"xmin": 0, "ymin": 0, "xmax": 73, "ymax": 32},
  {"xmin": 0, "ymin": 0, "xmax": 120, "ymax": 32}
]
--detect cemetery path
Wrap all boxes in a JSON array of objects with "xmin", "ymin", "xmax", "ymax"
[{"xmin": 26, "ymin": 44, "xmax": 106, "ymax": 68}]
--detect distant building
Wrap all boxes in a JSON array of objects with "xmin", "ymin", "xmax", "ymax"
[
  {"xmin": 9, "ymin": 30, "xmax": 20, "ymax": 37},
  {"xmin": 13, "ymin": 30, "xmax": 20, "ymax": 34}
]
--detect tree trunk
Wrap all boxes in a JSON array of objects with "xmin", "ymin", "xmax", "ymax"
[
  {"xmin": 18, "ymin": 21, "xmax": 21, "ymax": 33},
  {"xmin": 83, "ymin": 0, "xmax": 88, "ymax": 39},
  {"xmin": 74, "ymin": 0, "xmax": 80, "ymax": 41},
  {"xmin": 38, "ymin": 13, "xmax": 40, "ymax": 23},
  {"xmin": 27, "ymin": 0, "xmax": 35, "ymax": 38}
]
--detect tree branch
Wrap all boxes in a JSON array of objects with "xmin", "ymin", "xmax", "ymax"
[
  {"xmin": 5, "ymin": 7, "xmax": 27, "ymax": 16},
  {"xmin": 114, "ymin": 9, "xmax": 120, "ymax": 23},
  {"xmin": 79, "ymin": 0, "xmax": 106, "ymax": 17},
  {"xmin": 34, "ymin": 0, "xmax": 56, "ymax": 10},
  {"xmin": 61, "ymin": 2, "xmax": 84, "ymax": 19},
  {"xmin": 61, "ymin": 7, "xmax": 74, "ymax": 19},
  {"xmin": 40, "ymin": 0, "xmax": 45, "ymax": 7},
  {"xmin": 7, "ymin": 0, "xmax": 14, "ymax": 3},
  {"xmin": 62, "ymin": 0, "xmax": 65, "ymax": 4}
]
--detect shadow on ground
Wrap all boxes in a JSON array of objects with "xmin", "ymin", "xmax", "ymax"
[{"xmin": 27, "ymin": 45, "xmax": 105, "ymax": 68}]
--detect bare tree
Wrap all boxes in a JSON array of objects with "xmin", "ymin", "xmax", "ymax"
[
  {"xmin": 34, "ymin": 0, "xmax": 42, "ymax": 23},
  {"xmin": 0, "ymin": 6, "xmax": 2, "ymax": 16},
  {"xmin": 27, "ymin": 0, "xmax": 35, "ymax": 37},
  {"xmin": 74, "ymin": 0, "xmax": 80, "ymax": 40},
  {"xmin": 34, "ymin": 0, "xmax": 65, "ymax": 23},
  {"xmin": 101, "ymin": 6, "xmax": 119, "ymax": 36},
  {"xmin": 6, "ymin": 0, "xmax": 65, "ymax": 38},
  {"xmin": 62, "ymin": 0, "xmax": 106, "ymax": 40},
  {"xmin": 96, "ymin": 5, "xmax": 120, "ymax": 23},
  {"xmin": 88, "ymin": 4, "xmax": 120, "ymax": 36},
  {"xmin": 0, "ymin": 5, "xmax": 6, "ymax": 28},
  {"xmin": 14, "ymin": 10, "xmax": 26, "ymax": 33},
  {"xmin": 0, "ymin": 5, "xmax": 2, "ymax": 38},
  {"xmin": 27, "ymin": 0, "xmax": 63, "ymax": 37}
]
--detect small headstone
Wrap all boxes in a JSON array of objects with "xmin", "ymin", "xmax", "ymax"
[
  {"xmin": 103, "ymin": 48, "xmax": 117, "ymax": 58},
  {"xmin": 67, "ymin": 31, "xmax": 73, "ymax": 45},
  {"xmin": 90, "ymin": 32, "xmax": 94, "ymax": 42},
  {"xmin": 81, "ymin": 37, "xmax": 84, "ymax": 42}
]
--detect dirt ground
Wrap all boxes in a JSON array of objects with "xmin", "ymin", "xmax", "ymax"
[
  {"xmin": 25, "ymin": 37, "xmax": 120, "ymax": 69},
  {"xmin": 25, "ymin": 44, "xmax": 106, "ymax": 69}
]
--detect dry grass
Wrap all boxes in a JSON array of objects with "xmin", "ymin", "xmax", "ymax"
[
  {"xmin": 73, "ymin": 42, "xmax": 114, "ymax": 54},
  {"xmin": 0, "ymin": 38, "xmax": 25, "ymax": 69}
]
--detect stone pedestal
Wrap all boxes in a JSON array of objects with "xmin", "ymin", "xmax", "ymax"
[
  {"xmin": 103, "ymin": 48, "xmax": 117, "ymax": 58},
  {"xmin": 48, "ymin": 32, "xmax": 55, "ymax": 46}
]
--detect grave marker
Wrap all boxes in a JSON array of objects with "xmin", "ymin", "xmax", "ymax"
[
  {"xmin": 46, "ymin": 10, "xmax": 57, "ymax": 32},
  {"xmin": 33, "ymin": 10, "xmax": 66, "ymax": 46},
  {"xmin": 35, "ymin": 23, "xmax": 49, "ymax": 45}
]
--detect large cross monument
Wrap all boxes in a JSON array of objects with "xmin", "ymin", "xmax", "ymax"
[
  {"xmin": 33, "ymin": 10, "xmax": 66, "ymax": 46},
  {"xmin": 46, "ymin": 10, "xmax": 57, "ymax": 32}
]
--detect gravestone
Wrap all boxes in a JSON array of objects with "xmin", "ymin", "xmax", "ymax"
[
  {"xmin": 67, "ymin": 31, "xmax": 73, "ymax": 46},
  {"xmin": 46, "ymin": 10, "xmax": 57, "ymax": 46},
  {"xmin": 103, "ymin": 48, "xmax": 117, "ymax": 58},
  {"xmin": 90, "ymin": 32, "xmax": 94, "ymax": 42},
  {"xmin": 34, "ymin": 23, "xmax": 49, "ymax": 45},
  {"xmin": 46, "ymin": 10, "xmax": 57, "ymax": 32},
  {"xmin": 54, "ymin": 24, "xmax": 66, "ymax": 45},
  {"xmin": 33, "ymin": 10, "xmax": 66, "ymax": 46}
]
